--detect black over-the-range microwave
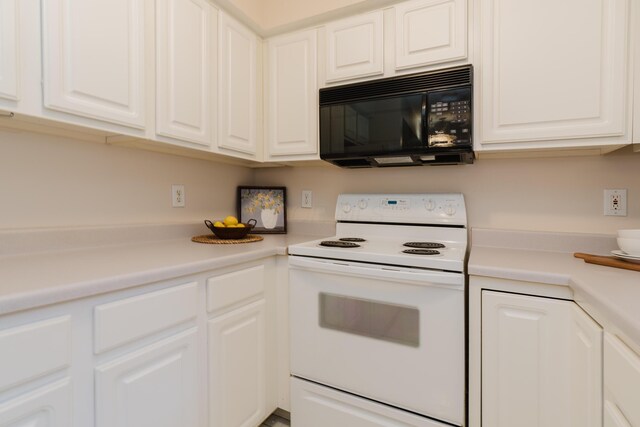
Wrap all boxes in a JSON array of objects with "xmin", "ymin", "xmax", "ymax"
[{"xmin": 319, "ymin": 65, "xmax": 474, "ymax": 168}]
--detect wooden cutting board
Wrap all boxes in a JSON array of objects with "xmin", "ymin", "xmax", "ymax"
[{"xmin": 574, "ymin": 253, "xmax": 640, "ymax": 272}]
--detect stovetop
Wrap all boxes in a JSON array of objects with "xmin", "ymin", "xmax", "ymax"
[{"xmin": 288, "ymin": 194, "xmax": 468, "ymax": 272}]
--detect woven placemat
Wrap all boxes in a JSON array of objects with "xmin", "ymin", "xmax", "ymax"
[{"xmin": 191, "ymin": 234, "xmax": 263, "ymax": 244}]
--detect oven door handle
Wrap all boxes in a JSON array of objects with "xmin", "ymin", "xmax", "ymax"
[{"xmin": 288, "ymin": 256, "xmax": 464, "ymax": 288}]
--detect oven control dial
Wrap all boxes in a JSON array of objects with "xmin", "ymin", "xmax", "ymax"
[
  {"xmin": 424, "ymin": 199, "xmax": 436, "ymax": 211},
  {"xmin": 444, "ymin": 204, "xmax": 457, "ymax": 216},
  {"xmin": 358, "ymin": 199, "xmax": 368, "ymax": 210},
  {"xmin": 341, "ymin": 203, "xmax": 352, "ymax": 213}
]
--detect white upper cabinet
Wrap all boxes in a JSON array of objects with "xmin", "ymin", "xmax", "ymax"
[
  {"xmin": 0, "ymin": 0, "xmax": 18, "ymax": 102},
  {"xmin": 266, "ymin": 29, "xmax": 318, "ymax": 160},
  {"xmin": 478, "ymin": 0, "xmax": 630, "ymax": 148},
  {"xmin": 156, "ymin": 0, "xmax": 213, "ymax": 146},
  {"xmin": 394, "ymin": 0, "xmax": 467, "ymax": 71},
  {"xmin": 324, "ymin": 10, "xmax": 384, "ymax": 83},
  {"xmin": 217, "ymin": 11, "xmax": 259, "ymax": 159},
  {"xmin": 42, "ymin": 0, "xmax": 146, "ymax": 129}
]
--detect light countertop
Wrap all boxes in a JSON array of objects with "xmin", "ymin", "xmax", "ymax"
[
  {"xmin": 469, "ymin": 228, "xmax": 640, "ymax": 349},
  {"xmin": 0, "ymin": 221, "xmax": 333, "ymax": 316}
]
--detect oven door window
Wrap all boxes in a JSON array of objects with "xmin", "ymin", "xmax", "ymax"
[
  {"xmin": 319, "ymin": 293, "xmax": 420, "ymax": 347},
  {"xmin": 320, "ymin": 94, "xmax": 424, "ymax": 157}
]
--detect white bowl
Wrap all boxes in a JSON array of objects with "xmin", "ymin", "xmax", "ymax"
[
  {"xmin": 618, "ymin": 229, "xmax": 640, "ymax": 239},
  {"xmin": 617, "ymin": 237, "xmax": 640, "ymax": 256}
]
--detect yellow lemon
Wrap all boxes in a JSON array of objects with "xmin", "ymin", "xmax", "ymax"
[
  {"xmin": 223, "ymin": 216, "xmax": 238, "ymax": 226},
  {"xmin": 213, "ymin": 221, "xmax": 225, "ymax": 228},
  {"xmin": 226, "ymin": 224, "xmax": 237, "ymax": 228},
  {"xmin": 236, "ymin": 223, "xmax": 245, "ymax": 228}
]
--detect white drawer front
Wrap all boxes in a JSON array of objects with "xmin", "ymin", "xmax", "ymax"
[
  {"xmin": 0, "ymin": 316, "xmax": 71, "ymax": 392},
  {"xmin": 604, "ymin": 333, "xmax": 640, "ymax": 426},
  {"xmin": 206, "ymin": 264, "xmax": 265, "ymax": 314},
  {"xmin": 291, "ymin": 377, "xmax": 450, "ymax": 426},
  {"xmin": 94, "ymin": 282, "xmax": 198, "ymax": 354}
]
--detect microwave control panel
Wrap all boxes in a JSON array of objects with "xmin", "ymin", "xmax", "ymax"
[{"xmin": 426, "ymin": 87, "xmax": 472, "ymax": 148}]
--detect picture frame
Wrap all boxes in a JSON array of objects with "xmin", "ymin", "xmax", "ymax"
[{"xmin": 237, "ymin": 186, "xmax": 287, "ymax": 234}]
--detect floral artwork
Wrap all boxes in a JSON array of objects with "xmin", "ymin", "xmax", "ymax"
[{"xmin": 237, "ymin": 187, "xmax": 287, "ymax": 233}]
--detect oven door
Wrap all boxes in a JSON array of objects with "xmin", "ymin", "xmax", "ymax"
[{"xmin": 289, "ymin": 256, "xmax": 465, "ymax": 426}]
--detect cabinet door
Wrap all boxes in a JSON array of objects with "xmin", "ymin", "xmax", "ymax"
[
  {"xmin": 324, "ymin": 10, "xmax": 384, "ymax": 83},
  {"xmin": 0, "ymin": 0, "xmax": 18, "ymax": 102},
  {"xmin": 604, "ymin": 333, "xmax": 640, "ymax": 427},
  {"xmin": 266, "ymin": 29, "xmax": 318, "ymax": 160},
  {"xmin": 95, "ymin": 328, "xmax": 199, "ymax": 427},
  {"xmin": 156, "ymin": 0, "xmax": 212, "ymax": 146},
  {"xmin": 208, "ymin": 299, "xmax": 266, "ymax": 427},
  {"xmin": 569, "ymin": 304, "xmax": 603, "ymax": 427},
  {"xmin": 394, "ymin": 0, "xmax": 467, "ymax": 71},
  {"xmin": 217, "ymin": 11, "xmax": 258, "ymax": 158},
  {"xmin": 479, "ymin": 0, "xmax": 629, "ymax": 145},
  {"xmin": 0, "ymin": 379, "xmax": 72, "ymax": 427},
  {"xmin": 42, "ymin": 0, "xmax": 146, "ymax": 128},
  {"xmin": 482, "ymin": 291, "xmax": 602, "ymax": 427}
]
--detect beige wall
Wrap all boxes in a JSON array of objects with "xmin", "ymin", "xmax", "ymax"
[
  {"xmin": 0, "ymin": 131, "xmax": 253, "ymax": 229},
  {"xmin": 254, "ymin": 148, "xmax": 640, "ymax": 234},
  {"xmin": 3, "ymin": 129, "xmax": 640, "ymax": 235}
]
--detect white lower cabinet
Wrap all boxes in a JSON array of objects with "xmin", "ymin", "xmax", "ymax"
[
  {"xmin": 206, "ymin": 260, "xmax": 276, "ymax": 427},
  {"xmin": 0, "ymin": 379, "xmax": 73, "ymax": 427},
  {"xmin": 603, "ymin": 333, "xmax": 640, "ymax": 427},
  {"xmin": 0, "ymin": 256, "xmax": 279, "ymax": 427},
  {"xmin": 291, "ymin": 377, "xmax": 450, "ymax": 427},
  {"xmin": 0, "ymin": 315, "xmax": 73, "ymax": 427},
  {"xmin": 481, "ymin": 290, "xmax": 602, "ymax": 427},
  {"xmin": 95, "ymin": 328, "xmax": 199, "ymax": 427},
  {"xmin": 209, "ymin": 300, "xmax": 267, "ymax": 427}
]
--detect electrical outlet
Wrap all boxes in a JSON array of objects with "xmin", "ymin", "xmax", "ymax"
[
  {"xmin": 172, "ymin": 185, "xmax": 185, "ymax": 208},
  {"xmin": 302, "ymin": 190, "xmax": 312, "ymax": 208},
  {"xmin": 604, "ymin": 189, "xmax": 627, "ymax": 216}
]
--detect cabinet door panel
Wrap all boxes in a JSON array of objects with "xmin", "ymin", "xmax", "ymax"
[
  {"xmin": 42, "ymin": 0, "xmax": 146, "ymax": 128},
  {"xmin": 604, "ymin": 333, "xmax": 640, "ymax": 426},
  {"xmin": 95, "ymin": 328, "xmax": 199, "ymax": 427},
  {"xmin": 569, "ymin": 304, "xmax": 603, "ymax": 427},
  {"xmin": 394, "ymin": 0, "xmax": 467, "ymax": 70},
  {"xmin": 267, "ymin": 29, "xmax": 318, "ymax": 158},
  {"xmin": 482, "ymin": 291, "xmax": 571, "ymax": 427},
  {"xmin": 480, "ymin": 0, "xmax": 628, "ymax": 143},
  {"xmin": 0, "ymin": 379, "xmax": 72, "ymax": 427},
  {"xmin": 209, "ymin": 299, "xmax": 266, "ymax": 427},
  {"xmin": 156, "ymin": 0, "xmax": 212, "ymax": 145},
  {"xmin": 0, "ymin": 0, "xmax": 18, "ymax": 101},
  {"xmin": 218, "ymin": 12, "xmax": 257, "ymax": 157},
  {"xmin": 325, "ymin": 11, "xmax": 384, "ymax": 83}
]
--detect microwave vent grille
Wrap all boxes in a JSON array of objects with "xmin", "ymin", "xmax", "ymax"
[{"xmin": 320, "ymin": 66, "xmax": 472, "ymax": 105}]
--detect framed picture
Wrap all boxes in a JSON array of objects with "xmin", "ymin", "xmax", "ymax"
[{"xmin": 237, "ymin": 186, "xmax": 287, "ymax": 234}]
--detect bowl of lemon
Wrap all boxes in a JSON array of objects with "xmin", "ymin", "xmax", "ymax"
[{"xmin": 204, "ymin": 216, "xmax": 257, "ymax": 240}]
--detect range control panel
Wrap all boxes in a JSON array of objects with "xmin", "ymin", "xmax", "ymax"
[{"xmin": 335, "ymin": 194, "xmax": 467, "ymax": 226}]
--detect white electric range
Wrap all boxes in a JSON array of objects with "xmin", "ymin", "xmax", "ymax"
[{"xmin": 288, "ymin": 194, "xmax": 468, "ymax": 427}]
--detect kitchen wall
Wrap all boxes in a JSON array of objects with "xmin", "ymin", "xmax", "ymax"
[
  {"xmin": 253, "ymin": 148, "xmax": 640, "ymax": 235},
  {"xmin": 3, "ymin": 129, "xmax": 639, "ymax": 235},
  {"xmin": 0, "ymin": 131, "xmax": 253, "ymax": 229}
]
